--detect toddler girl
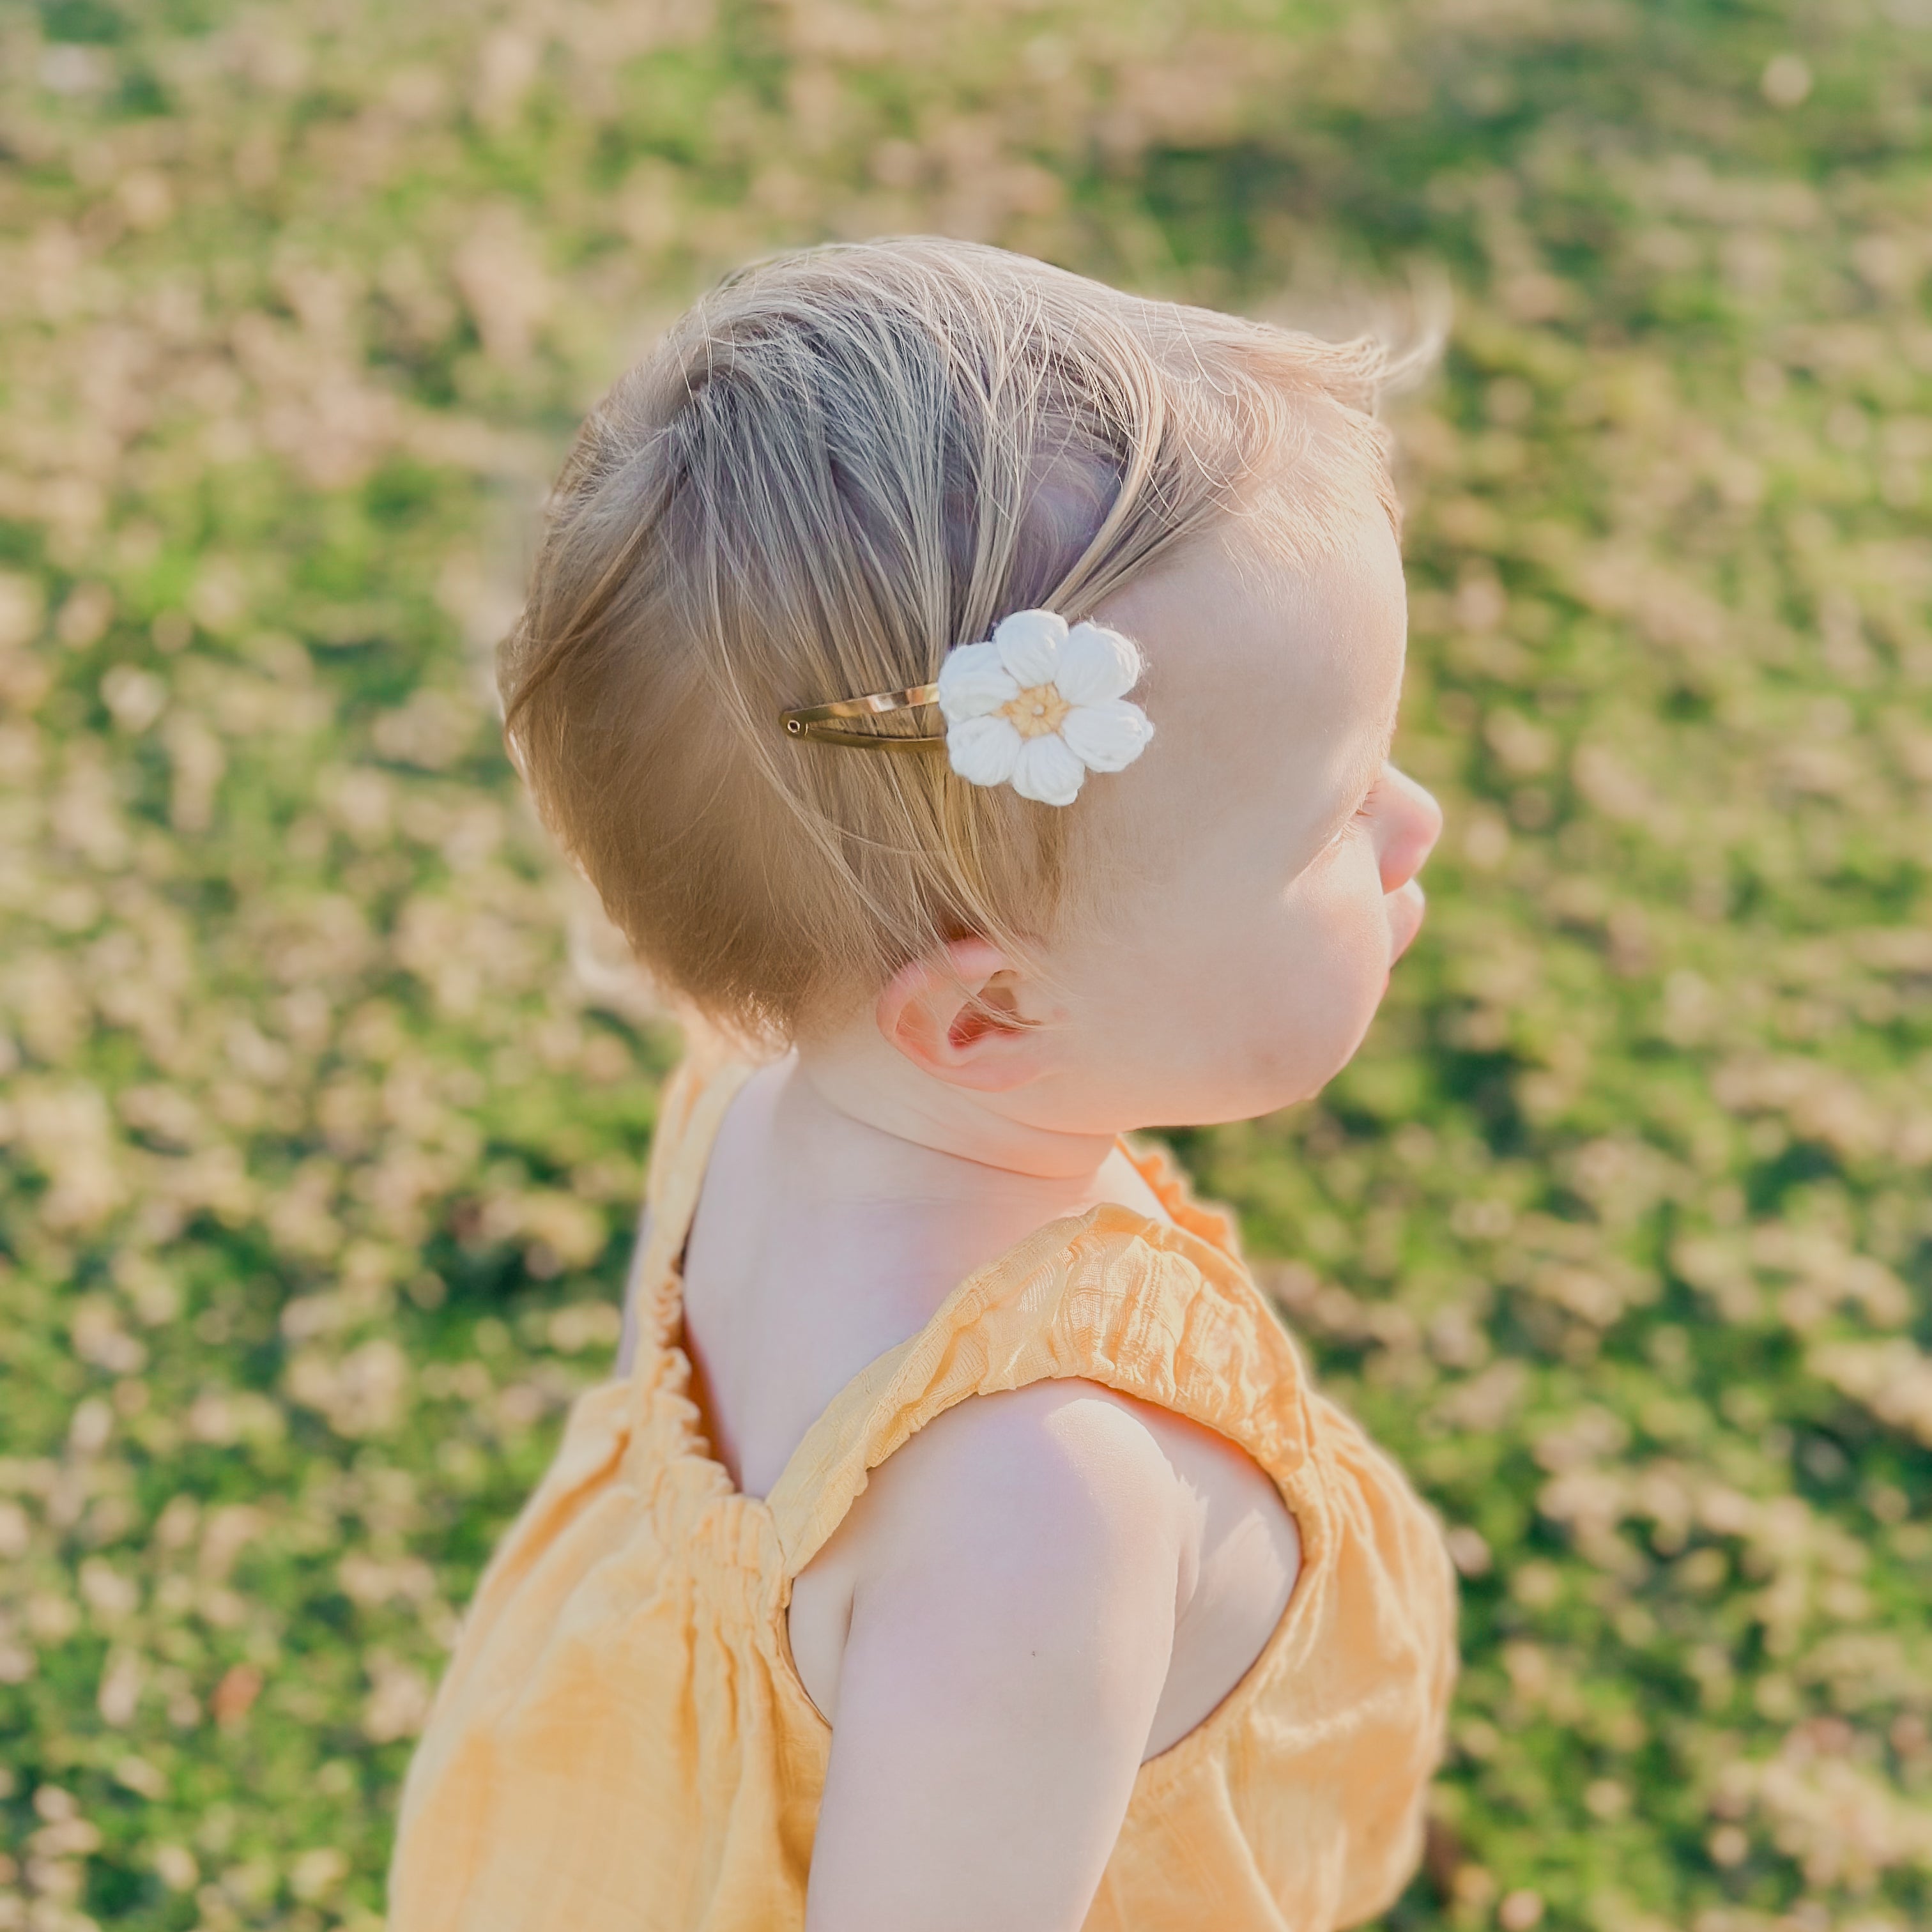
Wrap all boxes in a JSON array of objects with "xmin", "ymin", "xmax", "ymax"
[{"xmin": 388, "ymin": 237, "xmax": 1457, "ymax": 1932}]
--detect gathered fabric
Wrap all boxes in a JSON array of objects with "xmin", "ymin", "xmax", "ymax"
[{"xmin": 388, "ymin": 1033, "xmax": 1458, "ymax": 1932}]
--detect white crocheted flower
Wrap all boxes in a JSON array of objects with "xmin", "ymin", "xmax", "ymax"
[{"xmin": 934, "ymin": 610, "xmax": 1154, "ymax": 807}]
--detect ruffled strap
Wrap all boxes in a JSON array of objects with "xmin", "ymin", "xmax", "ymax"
[
  {"xmin": 764, "ymin": 1204, "xmax": 1325, "ymax": 1583},
  {"xmin": 1118, "ymin": 1133, "xmax": 1244, "ymax": 1262},
  {"xmin": 629, "ymin": 1024, "xmax": 762, "ymax": 1366}
]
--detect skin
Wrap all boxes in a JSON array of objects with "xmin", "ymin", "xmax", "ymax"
[{"xmin": 641, "ymin": 491, "xmax": 1443, "ymax": 1932}]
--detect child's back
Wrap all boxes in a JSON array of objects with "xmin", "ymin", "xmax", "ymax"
[{"xmin": 388, "ymin": 238, "xmax": 1457, "ymax": 1932}]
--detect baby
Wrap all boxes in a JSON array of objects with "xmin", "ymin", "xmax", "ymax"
[{"xmin": 389, "ymin": 238, "xmax": 1457, "ymax": 1932}]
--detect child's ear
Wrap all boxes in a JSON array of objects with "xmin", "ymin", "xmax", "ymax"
[{"xmin": 875, "ymin": 938, "xmax": 1052, "ymax": 1092}]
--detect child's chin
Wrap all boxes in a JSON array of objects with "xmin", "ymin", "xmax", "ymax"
[
  {"xmin": 1175, "ymin": 1017, "xmax": 1385, "ymax": 1125},
  {"xmin": 1199, "ymin": 1064, "xmax": 1338, "ymax": 1128},
  {"xmin": 1314, "ymin": 1008, "xmax": 1387, "ymax": 1094}
]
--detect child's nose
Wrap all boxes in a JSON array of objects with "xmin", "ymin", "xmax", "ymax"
[{"xmin": 1377, "ymin": 767, "xmax": 1443, "ymax": 896}]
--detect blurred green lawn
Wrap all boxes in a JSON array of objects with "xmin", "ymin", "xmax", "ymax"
[{"xmin": 2, "ymin": 2, "xmax": 1929, "ymax": 1928}]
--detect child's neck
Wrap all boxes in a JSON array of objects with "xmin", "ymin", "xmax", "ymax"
[{"xmin": 792, "ymin": 1027, "xmax": 1119, "ymax": 1190}]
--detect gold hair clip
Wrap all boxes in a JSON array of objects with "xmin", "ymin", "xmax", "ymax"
[
  {"xmin": 779, "ymin": 682, "xmax": 943, "ymax": 748},
  {"xmin": 780, "ymin": 610, "xmax": 1154, "ymax": 806}
]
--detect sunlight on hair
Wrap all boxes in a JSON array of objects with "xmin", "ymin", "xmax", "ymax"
[{"xmin": 500, "ymin": 237, "xmax": 1439, "ymax": 1043}]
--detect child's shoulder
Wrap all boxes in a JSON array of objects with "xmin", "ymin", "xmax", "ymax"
[{"xmin": 788, "ymin": 1372, "xmax": 1301, "ymax": 1761}]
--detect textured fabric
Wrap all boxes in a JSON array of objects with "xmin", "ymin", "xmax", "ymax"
[{"xmin": 388, "ymin": 1036, "xmax": 1459, "ymax": 1932}]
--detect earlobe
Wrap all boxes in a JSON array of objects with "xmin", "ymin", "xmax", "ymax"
[{"xmin": 876, "ymin": 939, "xmax": 1043, "ymax": 1092}]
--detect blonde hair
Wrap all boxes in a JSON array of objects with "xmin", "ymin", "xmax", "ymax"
[{"xmin": 502, "ymin": 237, "xmax": 1429, "ymax": 1043}]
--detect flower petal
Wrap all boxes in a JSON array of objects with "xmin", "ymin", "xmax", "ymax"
[
  {"xmin": 1010, "ymin": 731, "xmax": 1087, "ymax": 806},
  {"xmin": 946, "ymin": 713, "xmax": 1023, "ymax": 786},
  {"xmin": 1054, "ymin": 623, "xmax": 1141, "ymax": 707},
  {"xmin": 991, "ymin": 608, "xmax": 1067, "ymax": 687},
  {"xmin": 935, "ymin": 640, "xmax": 1019, "ymax": 723},
  {"xmin": 1060, "ymin": 698, "xmax": 1155, "ymax": 773}
]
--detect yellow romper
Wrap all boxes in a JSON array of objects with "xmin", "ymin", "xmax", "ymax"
[{"xmin": 389, "ymin": 1036, "xmax": 1459, "ymax": 1932}]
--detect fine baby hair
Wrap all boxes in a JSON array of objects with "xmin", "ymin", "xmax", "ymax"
[{"xmin": 500, "ymin": 237, "xmax": 1429, "ymax": 1041}]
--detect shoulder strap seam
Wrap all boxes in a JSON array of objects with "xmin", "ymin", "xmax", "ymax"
[
  {"xmin": 769, "ymin": 1220, "xmax": 1310, "ymax": 1581},
  {"xmin": 630, "ymin": 1043, "xmax": 760, "ymax": 1381}
]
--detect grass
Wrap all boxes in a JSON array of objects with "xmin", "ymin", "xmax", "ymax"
[{"xmin": 1, "ymin": 1, "xmax": 1929, "ymax": 1928}]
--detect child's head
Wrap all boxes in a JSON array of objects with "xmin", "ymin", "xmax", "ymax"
[{"xmin": 503, "ymin": 237, "xmax": 1441, "ymax": 1129}]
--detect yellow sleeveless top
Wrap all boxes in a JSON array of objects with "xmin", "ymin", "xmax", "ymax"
[{"xmin": 388, "ymin": 1036, "xmax": 1458, "ymax": 1932}]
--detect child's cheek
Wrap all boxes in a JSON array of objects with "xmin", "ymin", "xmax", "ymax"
[{"xmin": 1298, "ymin": 861, "xmax": 1398, "ymax": 1054}]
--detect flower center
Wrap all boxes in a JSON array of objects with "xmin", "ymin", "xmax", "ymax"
[{"xmin": 999, "ymin": 682, "xmax": 1072, "ymax": 739}]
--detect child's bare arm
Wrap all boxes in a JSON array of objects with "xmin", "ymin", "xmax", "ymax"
[{"xmin": 801, "ymin": 1382, "xmax": 1186, "ymax": 1932}]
